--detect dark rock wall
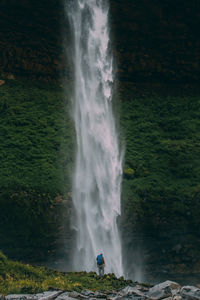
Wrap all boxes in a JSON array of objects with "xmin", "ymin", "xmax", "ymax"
[
  {"xmin": 0, "ymin": 0, "xmax": 200, "ymax": 83},
  {"xmin": 0, "ymin": 0, "xmax": 64, "ymax": 81},
  {"xmin": 110, "ymin": 0, "xmax": 200, "ymax": 83}
]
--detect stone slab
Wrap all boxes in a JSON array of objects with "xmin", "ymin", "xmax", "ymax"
[{"xmin": 181, "ymin": 286, "xmax": 200, "ymax": 300}]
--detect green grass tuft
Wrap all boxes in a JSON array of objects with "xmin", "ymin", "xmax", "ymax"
[{"xmin": 0, "ymin": 252, "xmax": 128, "ymax": 295}]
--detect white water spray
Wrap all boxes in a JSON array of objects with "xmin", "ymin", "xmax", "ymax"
[{"xmin": 67, "ymin": 0, "xmax": 123, "ymax": 277}]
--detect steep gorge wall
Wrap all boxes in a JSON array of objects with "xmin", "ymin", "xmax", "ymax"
[
  {"xmin": 0, "ymin": 0, "xmax": 64, "ymax": 81},
  {"xmin": 111, "ymin": 0, "xmax": 200, "ymax": 83},
  {"xmin": 0, "ymin": 0, "xmax": 200, "ymax": 83},
  {"xmin": 1, "ymin": 0, "xmax": 200, "ymax": 279}
]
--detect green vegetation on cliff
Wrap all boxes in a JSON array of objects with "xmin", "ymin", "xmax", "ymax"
[
  {"xmin": 119, "ymin": 83, "xmax": 200, "ymax": 275},
  {"xmin": 0, "ymin": 79, "xmax": 73, "ymax": 191},
  {"xmin": 0, "ymin": 79, "xmax": 74, "ymax": 261},
  {"xmin": 120, "ymin": 84, "xmax": 200, "ymax": 233},
  {"xmin": 0, "ymin": 79, "xmax": 200, "ymax": 274}
]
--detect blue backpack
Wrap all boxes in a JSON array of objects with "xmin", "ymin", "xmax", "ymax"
[{"xmin": 96, "ymin": 254, "xmax": 103, "ymax": 265}]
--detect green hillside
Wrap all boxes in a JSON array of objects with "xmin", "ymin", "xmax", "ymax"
[{"xmin": 0, "ymin": 79, "xmax": 200, "ymax": 275}]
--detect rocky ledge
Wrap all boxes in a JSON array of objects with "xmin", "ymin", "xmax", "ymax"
[{"xmin": 2, "ymin": 280, "xmax": 200, "ymax": 300}]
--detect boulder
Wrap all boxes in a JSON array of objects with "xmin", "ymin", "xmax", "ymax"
[
  {"xmin": 5, "ymin": 295, "xmax": 30, "ymax": 300},
  {"xmin": 110, "ymin": 285, "xmax": 146, "ymax": 300},
  {"xmin": 68, "ymin": 292, "xmax": 88, "ymax": 299},
  {"xmin": 181, "ymin": 286, "xmax": 200, "ymax": 299},
  {"xmin": 120, "ymin": 285, "xmax": 147, "ymax": 297},
  {"xmin": 36, "ymin": 291, "xmax": 63, "ymax": 300},
  {"xmin": 93, "ymin": 291, "xmax": 107, "ymax": 299},
  {"xmin": 106, "ymin": 292, "xmax": 118, "ymax": 300},
  {"xmin": 120, "ymin": 286, "xmax": 137, "ymax": 295},
  {"xmin": 5, "ymin": 292, "xmax": 62, "ymax": 300},
  {"xmin": 55, "ymin": 293, "xmax": 76, "ymax": 300},
  {"xmin": 146, "ymin": 281, "xmax": 181, "ymax": 300},
  {"xmin": 81, "ymin": 291, "xmax": 94, "ymax": 297}
]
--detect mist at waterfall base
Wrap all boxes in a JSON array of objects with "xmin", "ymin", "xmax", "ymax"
[{"xmin": 66, "ymin": 0, "xmax": 124, "ymax": 277}]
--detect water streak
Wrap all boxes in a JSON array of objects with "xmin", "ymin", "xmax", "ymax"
[{"xmin": 66, "ymin": 0, "xmax": 123, "ymax": 277}]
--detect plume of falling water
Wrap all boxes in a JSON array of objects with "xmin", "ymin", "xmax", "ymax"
[{"xmin": 66, "ymin": 0, "xmax": 123, "ymax": 277}]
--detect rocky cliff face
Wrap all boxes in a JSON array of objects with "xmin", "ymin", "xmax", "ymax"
[
  {"xmin": 0, "ymin": 0, "xmax": 200, "ymax": 83},
  {"xmin": 1, "ymin": 0, "xmax": 200, "ymax": 281},
  {"xmin": 0, "ymin": 0, "xmax": 64, "ymax": 81},
  {"xmin": 110, "ymin": 0, "xmax": 200, "ymax": 83}
]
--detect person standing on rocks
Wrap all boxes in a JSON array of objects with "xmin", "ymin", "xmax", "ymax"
[{"xmin": 96, "ymin": 253, "xmax": 105, "ymax": 277}]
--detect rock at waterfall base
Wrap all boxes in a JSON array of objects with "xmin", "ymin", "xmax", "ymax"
[
  {"xmin": 5, "ymin": 291, "xmax": 62, "ymax": 300},
  {"xmin": 181, "ymin": 286, "xmax": 200, "ymax": 299},
  {"xmin": 146, "ymin": 281, "xmax": 181, "ymax": 300},
  {"xmin": 56, "ymin": 292, "xmax": 75, "ymax": 300},
  {"xmin": 3, "ymin": 281, "xmax": 200, "ymax": 300}
]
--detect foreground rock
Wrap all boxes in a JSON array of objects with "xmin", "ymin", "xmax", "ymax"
[
  {"xmin": 181, "ymin": 286, "xmax": 200, "ymax": 300},
  {"xmin": 146, "ymin": 280, "xmax": 181, "ymax": 299},
  {"xmin": 2, "ymin": 281, "xmax": 200, "ymax": 300},
  {"xmin": 4, "ymin": 291, "xmax": 63, "ymax": 300}
]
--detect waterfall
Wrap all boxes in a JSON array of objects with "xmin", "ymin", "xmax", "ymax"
[{"xmin": 66, "ymin": 0, "xmax": 123, "ymax": 277}]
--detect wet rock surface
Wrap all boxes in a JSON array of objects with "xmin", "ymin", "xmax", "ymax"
[{"xmin": 2, "ymin": 281, "xmax": 200, "ymax": 300}]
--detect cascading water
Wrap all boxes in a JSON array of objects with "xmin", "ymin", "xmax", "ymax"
[{"xmin": 66, "ymin": 0, "xmax": 123, "ymax": 277}]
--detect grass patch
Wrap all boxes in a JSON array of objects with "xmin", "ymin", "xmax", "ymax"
[{"xmin": 0, "ymin": 251, "xmax": 128, "ymax": 295}]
